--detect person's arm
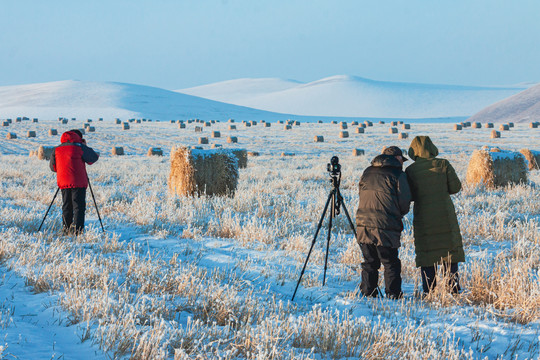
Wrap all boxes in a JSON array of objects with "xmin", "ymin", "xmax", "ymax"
[
  {"xmin": 397, "ymin": 172, "xmax": 412, "ymax": 216},
  {"xmin": 446, "ymin": 161, "xmax": 461, "ymax": 194},
  {"xmin": 49, "ymin": 148, "xmax": 57, "ymax": 172},
  {"xmin": 81, "ymin": 144, "xmax": 99, "ymax": 165}
]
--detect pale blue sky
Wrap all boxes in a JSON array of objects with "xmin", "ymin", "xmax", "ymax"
[{"xmin": 1, "ymin": 0, "xmax": 539, "ymax": 89}]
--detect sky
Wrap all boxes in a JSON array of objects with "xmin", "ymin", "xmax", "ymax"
[{"xmin": 1, "ymin": 0, "xmax": 539, "ymax": 89}]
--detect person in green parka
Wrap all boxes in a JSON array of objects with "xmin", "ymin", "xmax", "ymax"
[{"xmin": 405, "ymin": 136, "xmax": 465, "ymax": 294}]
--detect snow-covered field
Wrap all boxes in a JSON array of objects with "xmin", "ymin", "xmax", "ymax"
[{"xmin": 0, "ymin": 118, "xmax": 539, "ymax": 359}]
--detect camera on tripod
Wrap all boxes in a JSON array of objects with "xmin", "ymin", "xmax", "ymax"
[{"xmin": 327, "ymin": 156, "xmax": 341, "ymax": 176}]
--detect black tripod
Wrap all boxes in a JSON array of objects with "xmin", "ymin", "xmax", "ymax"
[{"xmin": 292, "ymin": 156, "xmax": 357, "ymax": 301}]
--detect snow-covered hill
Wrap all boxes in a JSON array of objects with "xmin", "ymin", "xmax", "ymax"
[
  {"xmin": 178, "ymin": 75, "xmax": 529, "ymax": 118},
  {"xmin": 467, "ymin": 83, "xmax": 540, "ymax": 123}
]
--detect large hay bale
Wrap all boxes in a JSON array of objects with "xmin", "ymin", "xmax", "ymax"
[
  {"xmin": 250, "ymin": 120, "xmax": 257, "ymax": 126},
  {"xmin": 198, "ymin": 137, "xmax": 209, "ymax": 144},
  {"xmin": 281, "ymin": 152, "xmax": 295, "ymax": 157},
  {"xmin": 264, "ymin": 122, "xmax": 271, "ymax": 127},
  {"xmin": 339, "ymin": 131, "xmax": 349, "ymax": 138},
  {"xmin": 87, "ymin": 126, "xmax": 95, "ymax": 132},
  {"xmin": 2, "ymin": 121, "xmax": 9, "ymax": 127},
  {"xmin": 38, "ymin": 145, "xmax": 55, "ymax": 160},
  {"xmin": 284, "ymin": 125, "xmax": 292, "ymax": 130},
  {"xmin": 379, "ymin": 121, "xmax": 385, "ymax": 124},
  {"xmin": 530, "ymin": 122, "xmax": 538, "ymax": 128},
  {"xmin": 227, "ymin": 136, "xmax": 238, "ymax": 143},
  {"xmin": 314, "ymin": 135, "xmax": 324, "ymax": 142},
  {"xmin": 136, "ymin": 119, "xmax": 141, "ymax": 124},
  {"xmin": 352, "ymin": 149, "xmax": 365, "ymax": 156},
  {"xmin": 248, "ymin": 151, "xmax": 260, "ymax": 156},
  {"xmin": 115, "ymin": 118, "xmax": 121, "ymax": 124},
  {"xmin": 122, "ymin": 122, "xmax": 130, "ymax": 130},
  {"xmin": 112, "ymin": 146, "xmax": 124, "ymax": 156},
  {"xmin": 391, "ymin": 121, "xmax": 398, "ymax": 126},
  {"xmin": 211, "ymin": 131, "xmax": 221, "ymax": 138},
  {"xmin": 466, "ymin": 149, "xmax": 528, "ymax": 188},
  {"xmin": 499, "ymin": 124, "xmax": 509, "ymax": 131},
  {"xmin": 294, "ymin": 121, "xmax": 300, "ymax": 126},
  {"xmin": 228, "ymin": 119, "xmax": 235, "ymax": 123},
  {"xmin": 27, "ymin": 131, "xmax": 36, "ymax": 138},
  {"xmin": 6, "ymin": 132, "xmax": 17, "ymax": 139},
  {"xmin": 32, "ymin": 118, "xmax": 38, "ymax": 123},
  {"xmin": 454, "ymin": 124, "xmax": 462, "ymax": 130},
  {"xmin": 228, "ymin": 124, "xmax": 237, "ymax": 130},
  {"xmin": 147, "ymin": 147, "xmax": 163, "ymax": 156},
  {"xmin": 351, "ymin": 121, "xmax": 358, "ymax": 126},
  {"xmin": 508, "ymin": 122, "xmax": 514, "ymax": 128},
  {"xmin": 471, "ymin": 122, "xmax": 482, "ymax": 129},
  {"xmin": 62, "ymin": 119, "xmax": 69, "ymax": 124},
  {"xmin": 195, "ymin": 126, "xmax": 203, "ymax": 132},
  {"xmin": 244, "ymin": 122, "xmax": 252, "ymax": 128},
  {"xmin": 486, "ymin": 123, "xmax": 494, "ymax": 128},
  {"xmin": 331, "ymin": 120, "xmax": 337, "ymax": 124},
  {"xmin": 230, "ymin": 149, "xmax": 248, "ymax": 168},
  {"xmin": 389, "ymin": 127, "xmax": 398, "ymax": 134},
  {"xmin": 339, "ymin": 122, "xmax": 348, "ymax": 129},
  {"xmin": 178, "ymin": 123, "xmax": 186, "ymax": 129},
  {"xmin": 464, "ymin": 121, "xmax": 471, "ymax": 127},
  {"xmin": 168, "ymin": 147, "xmax": 239, "ymax": 197},
  {"xmin": 49, "ymin": 129, "xmax": 58, "ymax": 136},
  {"xmin": 355, "ymin": 127, "xmax": 364, "ymax": 134},
  {"xmin": 364, "ymin": 121, "xmax": 373, "ymax": 127},
  {"xmin": 402, "ymin": 124, "xmax": 411, "ymax": 130},
  {"xmin": 519, "ymin": 149, "xmax": 540, "ymax": 170},
  {"xmin": 491, "ymin": 130, "xmax": 501, "ymax": 138},
  {"xmin": 398, "ymin": 132, "xmax": 409, "ymax": 139},
  {"xmin": 205, "ymin": 122, "xmax": 212, "ymax": 127}
]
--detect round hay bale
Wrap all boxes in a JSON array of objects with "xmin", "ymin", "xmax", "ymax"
[
  {"xmin": 211, "ymin": 120, "xmax": 216, "ymax": 124},
  {"xmin": 472, "ymin": 122, "xmax": 482, "ymax": 129},
  {"xmin": 314, "ymin": 135, "xmax": 324, "ymax": 142},
  {"xmin": 351, "ymin": 121, "xmax": 358, "ymax": 126},
  {"xmin": 2, "ymin": 121, "xmax": 9, "ymax": 127},
  {"xmin": 136, "ymin": 119, "xmax": 141, "ymax": 124},
  {"xmin": 352, "ymin": 149, "xmax": 365, "ymax": 156},
  {"xmin": 228, "ymin": 125, "xmax": 237, "ymax": 130},
  {"xmin": 491, "ymin": 130, "xmax": 501, "ymax": 138},
  {"xmin": 115, "ymin": 118, "xmax": 122, "ymax": 124},
  {"xmin": 294, "ymin": 121, "xmax": 300, "ymax": 126},
  {"xmin": 87, "ymin": 119, "xmax": 93, "ymax": 123},
  {"xmin": 244, "ymin": 122, "xmax": 252, "ymax": 128},
  {"xmin": 389, "ymin": 127, "xmax": 398, "ymax": 134},
  {"xmin": 364, "ymin": 121, "xmax": 373, "ymax": 127},
  {"xmin": 486, "ymin": 123, "xmax": 494, "ymax": 128},
  {"xmin": 198, "ymin": 137, "xmax": 209, "ymax": 145},
  {"xmin": 398, "ymin": 132, "xmax": 409, "ymax": 139},
  {"xmin": 284, "ymin": 125, "xmax": 292, "ymax": 130},
  {"xmin": 205, "ymin": 122, "xmax": 211, "ymax": 127},
  {"xmin": 466, "ymin": 149, "xmax": 528, "ymax": 188},
  {"xmin": 464, "ymin": 122, "xmax": 471, "ymax": 127},
  {"xmin": 62, "ymin": 119, "xmax": 68, "ymax": 124},
  {"xmin": 529, "ymin": 122, "xmax": 538, "ymax": 128},
  {"xmin": 27, "ymin": 131, "xmax": 36, "ymax": 138},
  {"xmin": 358, "ymin": 123, "xmax": 366, "ymax": 128},
  {"xmin": 248, "ymin": 151, "xmax": 260, "ymax": 156},
  {"xmin": 339, "ymin": 122, "xmax": 348, "ymax": 129},
  {"xmin": 191, "ymin": 146, "xmax": 203, "ymax": 150},
  {"xmin": 6, "ymin": 119, "xmax": 12, "ymax": 123},
  {"xmin": 112, "ymin": 147, "xmax": 125, "ymax": 156},
  {"xmin": 398, "ymin": 121, "xmax": 403, "ymax": 125},
  {"xmin": 230, "ymin": 149, "xmax": 248, "ymax": 168},
  {"xmin": 147, "ymin": 147, "xmax": 163, "ymax": 157},
  {"xmin": 355, "ymin": 127, "xmax": 364, "ymax": 134},
  {"xmin": 195, "ymin": 126, "xmax": 203, "ymax": 132},
  {"xmin": 250, "ymin": 120, "xmax": 257, "ymax": 126},
  {"xmin": 402, "ymin": 124, "xmax": 411, "ymax": 130},
  {"xmin": 228, "ymin": 119, "xmax": 235, "ymax": 123},
  {"xmin": 508, "ymin": 122, "xmax": 514, "ymax": 128},
  {"xmin": 6, "ymin": 132, "xmax": 17, "ymax": 139},
  {"xmin": 122, "ymin": 122, "xmax": 130, "ymax": 130},
  {"xmin": 168, "ymin": 146, "xmax": 239, "ymax": 197},
  {"xmin": 490, "ymin": 147, "xmax": 501, "ymax": 152},
  {"xmin": 32, "ymin": 118, "xmax": 38, "ymax": 123},
  {"xmin": 87, "ymin": 126, "xmax": 95, "ymax": 132},
  {"xmin": 281, "ymin": 152, "xmax": 295, "ymax": 157},
  {"xmin": 519, "ymin": 149, "xmax": 540, "ymax": 170},
  {"xmin": 99, "ymin": 118, "xmax": 103, "ymax": 121},
  {"xmin": 49, "ymin": 129, "xmax": 58, "ymax": 136},
  {"xmin": 38, "ymin": 146, "xmax": 55, "ymax": 160},
  {"xmin": 211, "ymin": 144, "xmax": 222, "ymax": 149},
  {"xmin": 211, "ymin": 131, "xmax": 221, "ymax": 138},
  {"xmin": 16, "ymin": 117, "xmax": 22, "ymax": 122},
  {"xmin": 391, "ymin": 121, "xmax": 398, "ymax": 126},
  {"xmin": 264, "ymin": 122, "xmax": 271, "ymax": 127},
  {"xmin": 278, "ymin": 120, "xmax": 284, "ymax": 124},
  {"xmin": 339, "ymin": 131, "xmax": 349, "ymax": 138},
  {"xmin": 227, "ymin": 136, "xmax": 238, "ymax": 143},
  {"xmin": 499, "ymin": 124, "xmax": 509, "ymax": 131},
  {"xmin": 454, "ymin": 124, "xmax": 463, "ymax": 131},
  {"xmin": 178, "ymin": 123, "xmax": 186, "ymax": 129},
  {"xmin": 170, "ymin": 120, "xmax": 176, "ymax": 123},
  {"xmin": 29, "ymin": 150, "xmax": 36, "ymax": 157},
  {"xmin": 379, "ymin": 121, "xmax": 385, "ymax": 124},
  {"xmin": 331, "ymin": 120, "xmax": 337, "ymax": 124}
]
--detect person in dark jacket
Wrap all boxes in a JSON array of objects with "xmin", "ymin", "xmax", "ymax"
[
  {"xmin": 356, "ymin": 146, "xmax": 412, "ymax": 299},
  {"xmin": 50, "ymin": 130, "xmax": 99, "ymax": 234},
  {"xmin": 405, "ymin": 136, "xmax": 464, "ymax": 294}
]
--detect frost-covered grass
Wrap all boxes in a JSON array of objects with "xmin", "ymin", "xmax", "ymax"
[{"xmin": 0, "ymin": 119, "xmax": 539, "ymax": 359}]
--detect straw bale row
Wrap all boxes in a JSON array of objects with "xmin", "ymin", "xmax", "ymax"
[{"xmin": 519, "ymin": 149, "xmax": 540, "ymax": 170}]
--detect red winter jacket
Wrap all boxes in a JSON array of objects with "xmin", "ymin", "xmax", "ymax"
[{"xmin": 50, "ymin": 131, "xmax": 99, "ymax": 189}]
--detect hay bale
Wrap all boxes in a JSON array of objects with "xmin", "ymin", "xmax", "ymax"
[
  {"xmin": 211, "ymin": 131, "xmax": 221, "ymax": 138},
  {"xmin": 78, "ymin": 128, "xmax": 86, "ymax": 135},
  {"xmin": 530, "ymin": 122, "xmax": 538, "ymax": 128},
  {"xmin": 32, "ymin": 118, "xmax": 38, "ymax": 123},
  {"xmin": 228, "ymin": 125, "xmax": 237, "ymax": 130},
  {"xmin": 38, "ymin": 146, "xmax": 55, "ymax": 160},
  {"xmin": 454, "ymin": 124, "xmax": 463, "ymax": 131},
  {"xmin": 264, "ymin": 122, "xmax": 271, "ymax": 127},
  {"xmin": 331, "ymin": 120, "xmax": 337, "ymax": 124},
  {"xmin": 227, "ymin": 136, "xmax": 238, "ymax": 143},
  {"xmin": 294, "ymin": 121, "xmax": 300, "ymax": 126},
  {"xmin": 389, "ymin": 127, "xmax": 398, "ymax": 134},
  {"xmin": 499, "ymin": 124, "xmax": 509, "ymax": 131},
  {"xmin": 168, "ymin": 147, "xmax": 239, "ymax": 197},
  {"xmin": 178, "ymin": 123, "xmax": 186, "ymax": 129},
  {"xmin": 464, "ymin": 121, "xmax": 471, "ymax": 127},
  {"xmin": 339, "ymin": 131, "xmax": 349, "ymax": 138},
  {"xmin": 230, "ymin": 149, "xmax": 248, "ymax": 168},
  {"xmin": 472, "ymin": 122, "xmax": 482, "ymax": 129},
  {"xmin": 318, "ymin": 120, "xmax": 323, "ymax": 123},
  {"xmin": 147, "ymin": 147, "xmax": 163, "ymax": 157},
  {"xmin": 248, "ymin": 151, "xmax": 260, "ymax": 156},
  {"xmin": 398, "ymin": 121, "xmax": 403, "ymax": 124},
  {"xmin": 284, "ymin": 125, "xmax": 292, "ymax": 130},
  {"xmin": 87, "ymin": 119, "xmax": 93, "ymax": 123},
  {"xmin": 27, "ymin": 131, "xmax": 36, "ymax": 138},
  {"xmin": 486, "ymin": 123, "xmax": 494, "ymax": 128},
  {"xmin": 250, "ymin": 120, "xmax": 257, "ymax": 126},
  {"xmin": 6, "ymin": 132, "xmax": 17, "ymax": 139},
  {"xmin": 29, "ymin": 150, "xmax": 36, "ymax": 157},
  {"xmin": 281, "ymin": 152, "xmax": 295, "ymax": 157},
  {"xmin": 379, "ymin": 121, "xmax": 385, "ymax": 124},
  {"xmin": 398, "ymin": 132, "xmax": 408, "ymax": 139},
  {"xmin": 211, "ymin": 144, "xmax": 222, "ymax": 149},
  {"xmin": 364, "ymin": 121, "xmax": 373, "ymax": 127},
  {"xmin": 508, "ymin": 122, "xmax": 514, "ymax": 128},
  {"xmin": 87, "ymin": 126, "xmax": 95, "ymax": 132},
  {"xmin": 466, "ymin": 149, "xmax": 528, "ymax": 188},
  {"xmin": 6, "ymin": 119, "xmax": 12, "ymax": 123},
  {"xmin": 122, "ymin": 122, "xmax": 130, "ymax": 130},
  {"xmin": 16, "ymin": 117, "xmax": 22, "ymax": 122},
  {"xmin": 402, "ymin": 124, "xmax": 411, "ymax": 130},
  {"xmin": 62, "ymin": 119, "xmax": 68, "ymax": 124},
  {"xmin": 519, "ymin": 149, "xmax": 540, "ymax": 170},
  {"xmin": 205, "ymin": 122, "xmax": 212, "ymax": 127},
  {"xmin": 228, "ymin": 119, "xmax": 235, "ymax": 123},
  {"xmin": 136, "ymin": 119, "xmax": 141, "ymax": 124},
  {"xmin": 355, "ymin": 127, "xmax": 364, "ymax": 134},
  {"xmin": 491, "ymin": 130, "xmax": 501, "ymax": 138},
  {"xmin": 2, "ymin": 121, "xmax": 9, "ymax": 127},
  {"xmin": 195, "ymin": 126, "xmax": 203, "ymax": 132},
  {"xmin": 198, "ymin": 137, "xmax": 209, "ymax": 144},
  {"xmin": 99, "ymin": 118, "xmax": 103, "ymax": 121},
  {"xmin": 170, "ymin": 120, "xmax": 176, "ymax": 123},
  {"xmin": 358, "ymin": 123, "xmax": 366, "ymax": 128},
  {"xmin": 391, "ymin": 121, "xmax": 398, "ymax": 126},
  {"xmin": 314, "ymin": 135, "xmax": 324, "ymax": 142},
  {"xmin": 49, "ymin": 129, "xmax": 58, "ymax": 136},
  {"xmin": 112, "ymin": 147, "xmax": 124, "ymax": 156},
  {"xmin": 339, "ymin": 122, "xmax": 348, "ymax": 129},
  {"xmin": 351, "ymin": 121, "xmax": 358, "ymax": 126},
  {"xmin": 244, "ymin": 122, "xmax": 252, "ymax": 128},
  {"xmin": 352, "ymin": 149, "xmax": 365, "ymax": 156}
]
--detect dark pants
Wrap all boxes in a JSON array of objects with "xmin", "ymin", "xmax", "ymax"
[
  {"xmin": 360, "ymin": 243, "xmax": 402, "ymax": 299},
  {"xmin": 421, "ymin": 263, "xmax": 460, "ymax": 294},
  {"xmin": 61, "ymin": 188, "xmax": 86, "ymax": 234}
]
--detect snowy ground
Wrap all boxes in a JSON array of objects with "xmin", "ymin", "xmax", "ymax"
[{"xmin": 0, "ymin": 118, "xmax": 539, "ymax": 359}]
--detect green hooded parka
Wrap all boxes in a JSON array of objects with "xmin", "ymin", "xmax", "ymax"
[{"xmin": 405, "ymin": 136, "xmax": 465, "ymax": 267}]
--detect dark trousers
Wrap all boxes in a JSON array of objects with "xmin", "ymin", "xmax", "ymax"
[
  {"xmin": 360, "ymin": 243, "xmax": 402, "ymax": 299},
  {"xmin": 61, "ymin": 188, "xmax": 86, "ymax": 234},
  {"xmin": 421, "ymin": 263, "xmax": 460, "ymax": 294}
]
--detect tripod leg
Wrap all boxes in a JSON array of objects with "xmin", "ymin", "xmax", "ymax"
[
  {"xmin": 87, "ymin": 177, "xmax": 105, "ymax": 233},
  {"xmin": 292, "ymin": 190, "xmax": 334, "ymax": 301},
  {"xmin": 338, "ymin": 189, "xmax": 358, "ymax": 239},
  {"xmin": 322, "ymin": 192, "xmax": 335, "ymax": 286},
  {"xmin": 38, "ymin": 187, "xmax": 60, "ymax": 232}
]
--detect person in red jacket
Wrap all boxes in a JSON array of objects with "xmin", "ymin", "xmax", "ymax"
[{"xmin": 50, "ymin": 130, "xmax": 99, "ymax": 234}]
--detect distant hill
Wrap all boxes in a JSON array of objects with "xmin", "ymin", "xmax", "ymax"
[
  {"xmin": 178, "ymin": 75, "xmax": 529, "ymax": 118},
  {"xmin": 467, "ymin": 83, "xmax": 540, "ymax": 123}
]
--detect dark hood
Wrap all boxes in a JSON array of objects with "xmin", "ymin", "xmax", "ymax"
[
  {"xmin": 371, "ymin": 154, "xmax": 402, "ymax": 168},
  {"xmin": 408, "ymin": 136, "xmax": 439, "ymax": 161}
]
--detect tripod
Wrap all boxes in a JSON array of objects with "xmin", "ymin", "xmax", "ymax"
[{"xmin": 292, "ymin": 161, "xmax": 357, "ymax": 301}]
